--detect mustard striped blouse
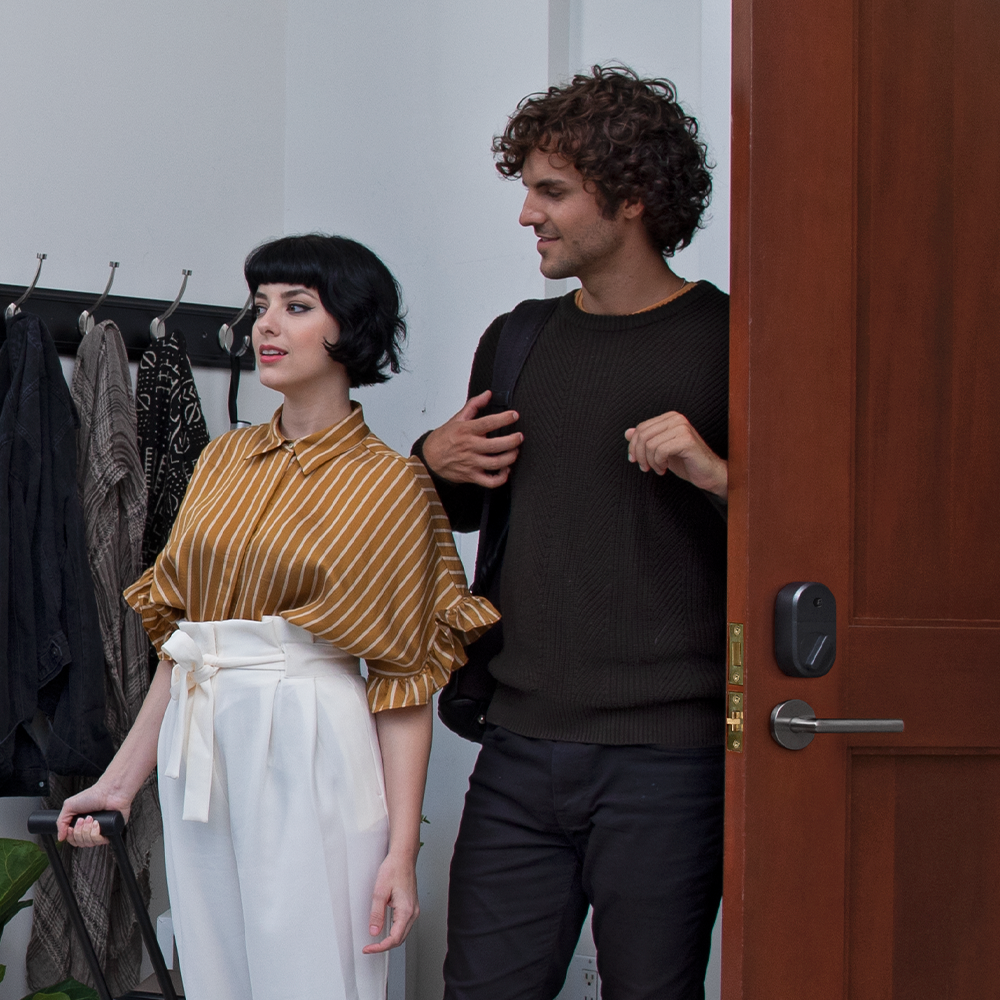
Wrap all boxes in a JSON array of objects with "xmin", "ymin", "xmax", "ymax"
[{"xmin": 124, "ymin": 404, "xmax": 498, "ymax": 711}]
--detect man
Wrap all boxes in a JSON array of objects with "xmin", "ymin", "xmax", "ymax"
[{"xmin": 414, "ymin": 66, "xmax": 728, "ymax": 1000}]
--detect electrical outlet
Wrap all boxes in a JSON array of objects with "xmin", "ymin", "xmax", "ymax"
[{"xmin": 554, "ymin": 953, "xmax": 600, "ymax": 1000}]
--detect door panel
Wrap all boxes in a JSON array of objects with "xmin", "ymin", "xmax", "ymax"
[
  {"xmin": 848, "ymin": 753, "xmax": 1000, "ymax": 998},
  {"xmin": 849, "ymin": 629, "xmax": 994, "ymax": 746},
  {"xmin": 855, "ymin": 0, "xmax": 1000, "ymax": 623},
  {"xmin": 725, "ymin": 0, "xmax": 999, "ymax": 995}
]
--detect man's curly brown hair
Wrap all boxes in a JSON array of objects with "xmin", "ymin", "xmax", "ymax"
[{"xmin": 493, "ymin": 65, "xmax": 712, "ymax": 258}]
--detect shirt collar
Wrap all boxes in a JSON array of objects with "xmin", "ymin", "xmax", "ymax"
[{"xmin": 247, "ymin": 402, "xmax": 370, "ymax": 474}]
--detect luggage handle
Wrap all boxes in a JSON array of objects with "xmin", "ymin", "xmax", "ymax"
[{"xmin": 28, "ymin": 810, "xmax": 179, "ymax": 1000}]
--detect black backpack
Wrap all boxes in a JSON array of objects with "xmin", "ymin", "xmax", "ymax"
[{"xmin": 436, "ymin": 297, "xmax": 559, "ymax": 741}]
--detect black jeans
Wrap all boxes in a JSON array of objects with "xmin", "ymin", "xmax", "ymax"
[{"xmin": 444, "ymin": 726, "xmax": 724, "ymax": 1000}]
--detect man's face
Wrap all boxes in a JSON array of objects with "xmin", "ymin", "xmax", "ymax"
[{"xmin": 518, "ymin": 147, "xmax": 630, "ymax": 281}]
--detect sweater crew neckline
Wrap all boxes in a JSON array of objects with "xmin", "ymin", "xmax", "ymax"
[{"xmin": 557, "ymin": 280, "xmax": 718, "ymax": 332}]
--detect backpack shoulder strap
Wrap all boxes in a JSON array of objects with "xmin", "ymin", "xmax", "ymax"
[
  {"xmin": 489, "ymin": 297, "xmax": 560, "ymax": 410},
  {"xmin": 473, "ymin": 296, "xmax": 560, "ymax": 592}
]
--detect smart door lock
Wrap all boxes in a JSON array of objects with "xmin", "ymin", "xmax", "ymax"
[{"xmin": 774, "ymin": 582, "xmax": 836, "ymax": 678}]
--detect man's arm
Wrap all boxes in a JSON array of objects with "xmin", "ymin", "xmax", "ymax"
[
  {"xmin": 625, "ymin": 410, "xmax": 728, "ymax": 503},
  {"xmin": 412, "ymin": 315, "xmax": 524, "ymax": 532},
  {"xmin": 413, "ymin": 393, "xmax": 522, "ymax": 533},
  {"xmin": 420, "ymin": 390, "xmax": 522, "ymax": 487}
]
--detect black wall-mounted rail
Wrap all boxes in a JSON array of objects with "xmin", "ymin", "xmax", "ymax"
[{"xmin": 0, "ymin": 283, "xmax": 255, "ymax": 371}]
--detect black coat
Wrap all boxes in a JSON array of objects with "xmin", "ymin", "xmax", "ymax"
[{"xmin": 0, "ymin": 312, "xmax": 113, "ymax": 795}]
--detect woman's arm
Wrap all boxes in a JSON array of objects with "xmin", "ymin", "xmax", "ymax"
[
  {"xmin": 57, "ymin": 659, "xmax": 174, "ymax": 846},
  {"xmin": 362, "ymin": 702, "xmax": 433, "ymax": 954}
]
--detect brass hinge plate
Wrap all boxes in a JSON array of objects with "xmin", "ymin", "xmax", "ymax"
[
  {"xmin": 728, "ymin": 622, "xmax": 745, "ymax": 685},
  {"xmin": 727, "ymin": 690, "xmax": 745, "ymax": 752}
]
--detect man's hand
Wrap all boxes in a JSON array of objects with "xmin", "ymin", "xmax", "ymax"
[
  {"xmin": 625, "ymin": 411, "xmax": 728, "ymax": 500},
  {"xmin": 421, "ymin": 390, "xmax": 523, "ymax": 487}
]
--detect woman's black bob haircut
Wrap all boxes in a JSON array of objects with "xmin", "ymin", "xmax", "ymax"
[{"xmin": 244, "ymin": 233, "xmax": 406, "ymax": 388}]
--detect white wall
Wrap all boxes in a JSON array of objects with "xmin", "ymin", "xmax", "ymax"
[
  {"xmin": 0, "ymin": 0, "xmax": 287, "ymax": 440},
  {"xmin": 1, "ymin": 2, "xmax": 729, "ymax": 997},
  {"xmin": 282, "ymin": 0, "xmax": 550, "ymax": 456}
]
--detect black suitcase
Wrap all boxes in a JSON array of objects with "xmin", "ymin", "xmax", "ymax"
[{"xmin": 28, "ymin": 810, "xmax": 181, "ymax": 1000}]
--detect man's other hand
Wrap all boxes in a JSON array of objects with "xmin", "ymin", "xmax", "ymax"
[
  {"xmin": 422, "ymin": 390, "xmax": 523, "ymax": 487},
  {"xmin": 625, "ymin": 411, "xmax": 728, "ymax": 500}
]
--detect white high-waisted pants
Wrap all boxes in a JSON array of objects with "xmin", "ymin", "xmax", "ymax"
[{"xmin": 157, "ymin": 617, "xmax": 389, "ymax": 1000}]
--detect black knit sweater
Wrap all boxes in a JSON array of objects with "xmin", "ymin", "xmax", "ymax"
[{"xmin": 417, "ymin": 283, "xmax": 729, "ymax": 745}]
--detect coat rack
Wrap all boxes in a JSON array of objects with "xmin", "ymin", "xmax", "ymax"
[{"xmin": 0, "ymin": 264, "xmax": 255, "ymax": 371}]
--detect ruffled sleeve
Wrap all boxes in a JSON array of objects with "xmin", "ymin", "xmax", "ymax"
[{"xmin": 363, "ymin": 457, "xmax": 499, "ymax": 712}]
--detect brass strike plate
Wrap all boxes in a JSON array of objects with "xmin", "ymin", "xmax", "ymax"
[
  {"xmin": 727, "ymin": 690, "xmax": 744, "ymax": 752},
  {"xmin": 728, "ymin": 622, "xmax": 745, "ymax": 685}
]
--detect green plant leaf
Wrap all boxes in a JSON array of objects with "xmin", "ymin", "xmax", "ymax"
[
  {"xmin": 0, "ymin": 839, "xmax": 48, "ymax": 936},
  {"xmin": 2, "ymin": 897, "xmax": 34, "ymax": 923},
  {"xmin": 1, "ymin": 962, "xmax": 6, "ymax": 982},
  {"xmin": 22, "ymin": 978, "xmax": 101, "ymax": 1000}
]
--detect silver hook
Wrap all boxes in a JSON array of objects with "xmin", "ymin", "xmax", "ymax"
[
  {"xmin": 5, "ymin": 253, "xmax": 48, "ymax": 321},
  {"xmin": 78, "ymin": 261, "xmax": 120, "ymax": 335},
  {"xmin": 218, "ymin": 293, "xmax": 253, "ymax": 356},
  {"xmin": 150, "ymin": 269, "xmax": 192, "ymax": 340}
]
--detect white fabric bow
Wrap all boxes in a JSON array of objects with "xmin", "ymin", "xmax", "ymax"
[{"xmin": 162, "ymin": 629, "xmax": 222, "ymax": 823}]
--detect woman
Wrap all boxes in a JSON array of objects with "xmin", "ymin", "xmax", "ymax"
[{"xmin": 58, "ymin": 234, "xmax": 498, "ymax": 1000}]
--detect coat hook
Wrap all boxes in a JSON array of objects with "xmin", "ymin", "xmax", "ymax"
[
  {"xmin": 5, "ymin": 253, "xmax": 48, "ymax": 321},
  {"xmin": 78, "ymin": 261, "xmax": 120, "ymax": 335},
  {"xmin": 150, "ymin": 269, "xmax": 192, "ymax": 340},
  {"xmin": 218, "ymin": 293, "xmax": 253, "ymax": 356}
]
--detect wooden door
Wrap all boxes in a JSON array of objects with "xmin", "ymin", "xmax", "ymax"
[{"xmin": 724, "ymin": 0, "xmax": 1000, "ymax": 996}]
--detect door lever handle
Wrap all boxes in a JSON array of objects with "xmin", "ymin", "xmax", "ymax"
[{"xmin": 770, "ymin": 699, "xmax": 904, "ymax": 750}]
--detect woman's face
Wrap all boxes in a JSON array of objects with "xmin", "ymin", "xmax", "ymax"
[{"xmin": 252, "ymin": 283, "xmax": 342, "ymax": 398}]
